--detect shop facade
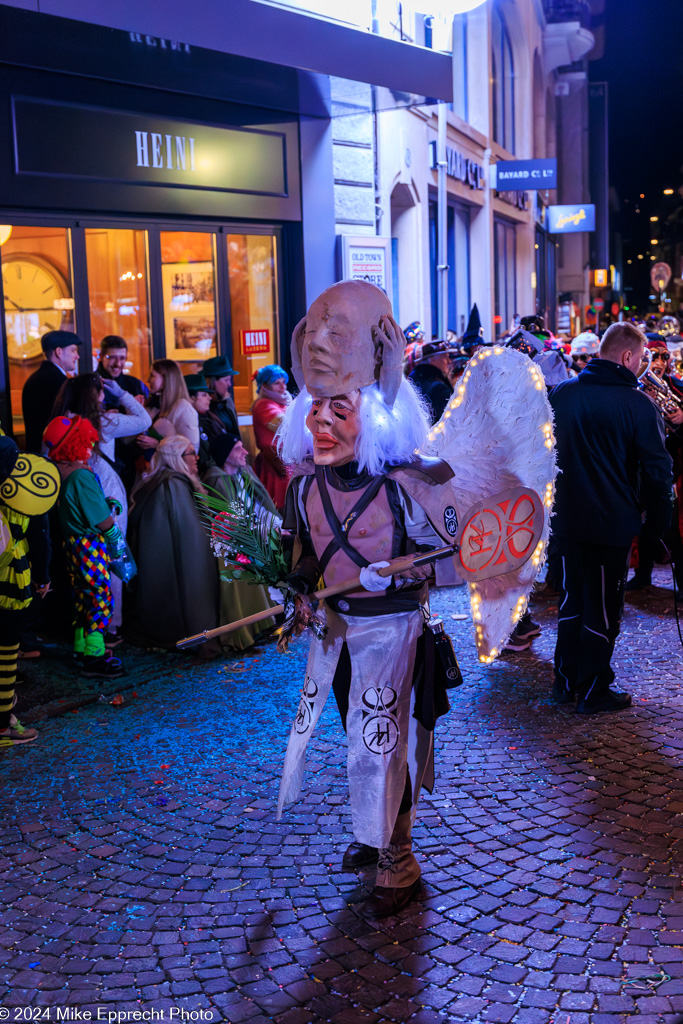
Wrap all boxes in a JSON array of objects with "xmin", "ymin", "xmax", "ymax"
[{"xmin": 0, "ymin": 7, "xmax": 320, "ymax": 441}]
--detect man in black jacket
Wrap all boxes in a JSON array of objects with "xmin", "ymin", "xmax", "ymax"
[
  {"xmin": 96, "ymin": 335, "xmax": 145, "ymax": 401},
  {"xmin": 408, "ymin": 339, "xmax": 455, "ymax": 424},
  {"xmin": 21, "ymin": 330, "xmax": 82, "ymax": 453},
  {"xmin": 549, "ymin": 322, "xmax": 672, "ymax": 713}
]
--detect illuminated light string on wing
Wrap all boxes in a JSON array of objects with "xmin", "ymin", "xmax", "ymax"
[{"xmin": 422, "ymin": 345, "xmax": 557, "ymax": 662}]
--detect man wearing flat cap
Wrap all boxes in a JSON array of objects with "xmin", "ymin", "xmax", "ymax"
[
  {"xmin": 408, "ymin": 340, "xmax": 457, "ymax": 424},
  {"xmin": 22, "ymin": 330, "xmax": 82, "ymax": 453},
  {"xmin": 202, "ymin": 355, "xmax": 240, "ymax": 439}
]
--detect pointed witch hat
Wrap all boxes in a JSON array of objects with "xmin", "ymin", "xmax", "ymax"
[{"xmin": 462, "ymin": 304, "xmax": 485, "ymax": 351}]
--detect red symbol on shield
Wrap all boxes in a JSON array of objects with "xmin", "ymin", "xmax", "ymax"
[{"xmin": 456, "ymin": 486, "xmax": 544, "ymax": 581}]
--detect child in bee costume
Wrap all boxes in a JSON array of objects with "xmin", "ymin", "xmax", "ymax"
[
  {"xmin": 0, "ymin": 435, "xmax": 60, "ymax": 748},
  {"xmin": 275, "ymin": 281, "xmax": 557, "ymax": 918}
]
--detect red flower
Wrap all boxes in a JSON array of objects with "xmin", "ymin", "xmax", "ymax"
[
  {"xmin": 212, "ymin": 511, "xmax": 233, "ymax": 541},
  {"xmin": 235, "ymin": 553, "xmax": 251, "ymax": 565}
]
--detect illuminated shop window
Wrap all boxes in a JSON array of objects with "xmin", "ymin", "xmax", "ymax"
[
  {"xmin": 227, "ymin": 234, "xmax": 280, "ymax": 415},
  {"xmin": 0, "ymin": 225, "xmax": 75, "ymax": 438},
  {"xmin": 160, "ymin": 231, "xmax": 218, "ymax": 367},
  {"xmin": 85, "ymin": 228, "xmax": 151, "ymax": 382}
]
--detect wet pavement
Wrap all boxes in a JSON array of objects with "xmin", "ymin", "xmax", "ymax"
[{"xmin": 1, "ymin": 568, "xmax": 682, "ymax": 1024}]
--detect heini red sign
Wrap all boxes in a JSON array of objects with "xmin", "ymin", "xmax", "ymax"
[{"xmin": 240, "ymin": 329, "xmax": 270, "ymax": 356}]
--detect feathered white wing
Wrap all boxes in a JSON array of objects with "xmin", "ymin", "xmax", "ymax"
[{"xmin": 422, "ymin": 346, "xmax": 557, "ymax": 662}]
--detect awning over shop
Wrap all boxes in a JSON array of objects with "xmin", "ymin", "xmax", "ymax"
[{"xmin": 0, "ymin": 0, "xmax": 453, "ymax": 109}]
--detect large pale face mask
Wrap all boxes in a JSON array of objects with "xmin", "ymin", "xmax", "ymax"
[
  {"xmin": 301, "ymin": 299, "xmax": 377, "ymax": 397},
  {"xmin": 305, "ymin": 391, "xmax": 362, "ymax": 466},
  {"xmin": 291, "ymin": 281, "xmax": 406, "ymax": 407}
]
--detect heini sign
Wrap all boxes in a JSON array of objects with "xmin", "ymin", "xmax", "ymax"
[
  {"xmin": 12, "ymin": 98, "xmax": 288, "ymax": 196},
  {"xmin": 240, "ymin": 330, "xmax": 270, "ymax": 356},
  {"xmin": 135, "ymin": 131, "xmax": 196, "ymax": 171}
]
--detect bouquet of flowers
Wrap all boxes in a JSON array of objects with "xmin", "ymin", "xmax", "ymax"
[{"xmin": 196, "ymin": 474, "xmax": 289, "ymax": 588}]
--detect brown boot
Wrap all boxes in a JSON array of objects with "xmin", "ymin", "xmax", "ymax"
[
  {"xmin": 358, "ymin": 813, "xmax": 421, "ymax": 918},
  {"xmin": 342, "ymin": 841, "xmax": 378, "ymax": 872}
]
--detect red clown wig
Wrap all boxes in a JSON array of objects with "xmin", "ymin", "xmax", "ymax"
[{"xmin": 43, "ymin": 415, "xmax": 99, "ymax": 463}]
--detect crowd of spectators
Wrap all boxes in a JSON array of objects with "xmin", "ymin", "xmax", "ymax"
[
  {"xmin": 5, "ymin": 305, "xmax": 682, "ymax": 745},
  {"xmin": 11, "ymin": 330, "xmax": 287, "ymax": 707}
]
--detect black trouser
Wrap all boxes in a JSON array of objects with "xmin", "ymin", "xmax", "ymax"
[{"xmin": 553, "ymin": 539, "xmax": 631, "ymax": 701}]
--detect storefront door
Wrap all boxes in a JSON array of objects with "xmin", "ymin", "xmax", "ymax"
[{"xmin": 0, "ymin": 218, "xmax": 283, "ymax": 441}]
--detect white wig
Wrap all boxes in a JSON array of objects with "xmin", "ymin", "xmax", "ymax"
[{"xmin": 277, "ymin": 378, "xmax": 431, "ymax": 476}]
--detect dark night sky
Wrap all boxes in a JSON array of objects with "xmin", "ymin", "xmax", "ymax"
[
  {"xmin": 589, "ymin": 0, "xmax": 683, "ymax": 304},
  {"xmin": 590, "ymin": 0, "xmax": 683, "ymax": 201}
]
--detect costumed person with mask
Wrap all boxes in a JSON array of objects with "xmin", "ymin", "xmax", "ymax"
[
  {"xmin": 0, "ymin": 437, "xmax": 59, "ymax": 748},
  {"xmin": 252, "ymin": 364, "xmax": 291, "ymax": 512},
  {"xmin": 43, "ymin": 415, "xmax": 129, "ymax": 679},
  {"xmin": 268, "ymin": 281, "xmax": 556, "ymax": 917}
]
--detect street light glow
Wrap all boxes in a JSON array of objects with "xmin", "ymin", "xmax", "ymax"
[
  {"xmin": 650, "ymin": 216, "xmax": 658, "ymax": 222},
  {"xmin": 650, "ymin": 239, "xmax": 658, "ymax": 244},
  {"xmin": 663, "ymin": 189, "xmax": 674, "ymax": 195}
]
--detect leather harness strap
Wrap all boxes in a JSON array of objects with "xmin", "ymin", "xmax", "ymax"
[{"xmin": 314, "ymin": 466, "xmax": 387, "ymax": 571}]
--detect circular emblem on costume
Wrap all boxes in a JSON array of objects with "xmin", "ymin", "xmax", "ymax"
[
  {"xmin": 446, "ymin": 666, "xmax": 460, "ymax": 681},
  {"xmin": 363, "ymin": 715, "xmax": 399, "ymax": 754},
  {"xmin": 294, "ymin": 676, "xmax": 318, "ymax": 734},
  {"xmin": 0, "ymin": 454, "xmax": 60, "ymax": 516},
  {"xmin": 361, "ymin": 685, "xmax": 399, "ymax": 754},
  {"xmin": 459, "ymin": 492, "xmax": 539, "ymax": 578},
  {"xmin": 444, "ymin": 505, "xmax": 458, "ymax": 537},
  {"xmin": 337, "ymin": 599, "xmax": 350, "ymax": 612}
]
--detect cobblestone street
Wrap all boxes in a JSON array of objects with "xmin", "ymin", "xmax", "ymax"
[{"xmin": 1, "ymin": 570, "xmax": 682, "ymax": 1024}]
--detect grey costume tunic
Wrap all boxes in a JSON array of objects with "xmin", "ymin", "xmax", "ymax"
[{"xmin": 277, "ymin": 459, "xmax": 456, "ymax": 848}]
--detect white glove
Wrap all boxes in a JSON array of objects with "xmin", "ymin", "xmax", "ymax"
[
  {"xmin": 268, "ymin": 586, "xmax": 285, "ymax": 604},
  {"xmin": 359, "ymin": 560, "xmax": 391, "ymax": 592}
]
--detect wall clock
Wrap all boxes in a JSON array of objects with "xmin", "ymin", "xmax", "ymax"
[{"xmin": 1, "ymin": 254, "xmax": 72, "ymax": 362}]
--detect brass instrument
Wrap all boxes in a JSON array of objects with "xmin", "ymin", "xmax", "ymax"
[{"xmin": 637, "ymin": 350, "xmax": 683, "ymax": 424}]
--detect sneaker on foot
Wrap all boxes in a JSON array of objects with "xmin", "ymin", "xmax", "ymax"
[
  {"xmin": 515, "ymin": 618, "xmax": 541, "ymax": 641},
  {"xmin": 576, "ymin": 689, "xmax": 632, "ymax": 714},
  {"xmin": 104, "ymin": 631, "xmax": 124, "ymax": 649},
  {"xmin": 81, "ymin": 654, "xmax": 125, "ymax": 679},
  {"xmin": 1, "ymin": 717, "xmax": 38, "ymax": 744},
  {"xmin": 504, "ymin": 633, "xmax": 532, "ymax": 652}
]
